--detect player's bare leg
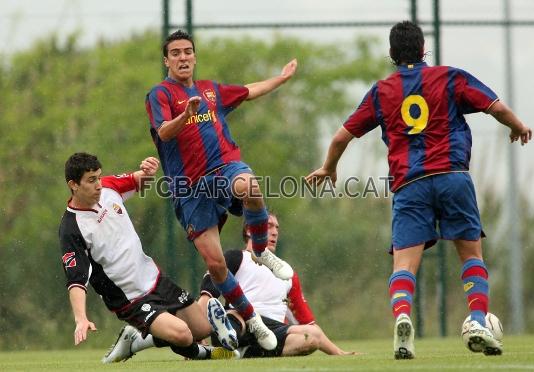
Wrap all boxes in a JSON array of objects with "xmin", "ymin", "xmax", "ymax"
[
  {"xmin": 150, "ymin": 312, "xmax": 195, "ymax": 347},
  {"xmin": 281, "ymin": 329, "xmax": 320, "ymax": 356},
  {"xmin": 174, "ymin": 301, "xmax": 211, "ymax": 341}
]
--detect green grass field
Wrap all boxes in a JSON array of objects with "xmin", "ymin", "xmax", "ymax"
[{"xmin": 2, "ymin": 335, "xmax": 534, "ymax": 371}]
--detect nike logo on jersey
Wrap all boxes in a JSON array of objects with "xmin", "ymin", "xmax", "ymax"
[{"xmin": 177, "ymin": 99, "xmax": 187, "ymax": 105}]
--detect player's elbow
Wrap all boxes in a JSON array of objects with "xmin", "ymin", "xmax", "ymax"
[
  {"xmin": 332, "ymin": 128, "xmax": 354, "ymax": 147},
  {"xmin": 158, "ymin": 128, "xmax": 173, "ymax": 142},
  {"xmin": 486, "ymin": 100, "xmax": 509, "ymax": 118}
]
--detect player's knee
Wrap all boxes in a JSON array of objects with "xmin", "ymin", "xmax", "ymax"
[
  {"xmin": 207, "ymin": 260, "xmax": 227, "ymax": 281},
  {"xmin": 193, "ymin": 320, "xmax": 212, "ymax": 340},
  {"xmin": 302, "ymin": 333, "xmax": 320, "ymax": 354},
  {"xmin": 167, "ymin": 325, "xmax": 194, "ymax": 346}
]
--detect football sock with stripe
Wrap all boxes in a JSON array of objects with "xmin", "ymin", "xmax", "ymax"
[
  {"xmin": 461, "ymin": 258, "xmax": 488, "ymax": 326},
  {"xmin": 389, "ymin": 270, "xmax": 416, "ymax": 318},
  {"xmin": 132, "ymin": 333, "xmax": 155, "ymax": 353},
  {"xmin": 243, "ymin": 207, "xmax": 269, "ymax": 257},
  {"xmin": 215, "ymin": 271, "xmax": 255, "ymax": 321}
]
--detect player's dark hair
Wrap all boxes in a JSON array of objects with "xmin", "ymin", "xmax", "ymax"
[
  {"xmin": 242, "ymin": 211, "xmax": 277, "ymax": 243},
  {"xmin": 65, "ymin": 152, "xmax": 101, "ymax": 184},
  {"xmin": 389, "ymin": 21, "xmax": 424, "ymax": 66},
  {"xmin": 163, "ymin": 30, "xmax": 195, "ymax": 57}
]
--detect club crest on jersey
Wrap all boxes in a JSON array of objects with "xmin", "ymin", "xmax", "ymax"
[
  {"xmin": 62, "ymin": 252, "xmax": 77, "ymax": 268},
  {"xmin": 203, "ymin": 89, "xmax": 216, "ymax": 103},
  {"xmin": 112, "ymin": 203, "xmax": 123, "ymax": 215}
]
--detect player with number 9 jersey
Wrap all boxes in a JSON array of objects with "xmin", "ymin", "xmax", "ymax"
[
  {"xmin": 306, "ymin": 21, "xmax": 531, "ymax": 360},
  {"xmin": 343, "ymin": 62, "xmax": 497, "ymax": 192}
]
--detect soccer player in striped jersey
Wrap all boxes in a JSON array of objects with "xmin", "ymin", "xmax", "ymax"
[
  {"xmin": 59, "ymin": 153, "xmax": 236, "ymax": 362},
  {"xmin": 306, "ymin": 20, "xmax": 531, "ymax": 359},
  {"xmin": 145, "ymin": 30, "xmax": 297, "ymax": 351}
]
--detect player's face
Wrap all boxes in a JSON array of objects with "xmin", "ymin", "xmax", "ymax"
[
  {"xmin": 266, "ymin": 215, "xmax": 279, "ymax": 252},
  {"xmin": 164, "ymin": 39, "xmax": 196, "ymax": 84},
  {"xmin": 71, "ymin": 169, "xmax": 102, "ymax": 208}
]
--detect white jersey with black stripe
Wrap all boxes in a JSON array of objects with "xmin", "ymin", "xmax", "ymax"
[{"xmin": 59, "ymin": 174, "xmax": 159, "ymax": 311}]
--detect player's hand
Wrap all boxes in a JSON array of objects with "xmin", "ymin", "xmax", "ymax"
[
  {"xmin": 510, "ymin": 125, "xmax": 532, "ymax": 145},
  {"xmin": 280, "ymin": 59, "xmax": 298, "ymax": 81},
  {"xmin": 185, "ymin": 96, "xmax": 202, "ymax": 117},
  {"xmin": 341, "ymin": 350, "xmax": 362, "ymax": 356},
  {"xmin": 305, "ymin": 167, "xmax": 337, "ymax": 187},
  {"xmin": 140, "ymin": 157, "xmax": 160, "ymax": 176},
  {"xmin": 74, "ymin": 319, "xmax": 97, "ymax": 345}
]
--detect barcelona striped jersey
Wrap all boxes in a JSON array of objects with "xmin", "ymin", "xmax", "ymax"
[
  {"xmin": 145, "ymin": 78, "xmax": 249, "ymax": 188},
  {"xmin": 343, "ymin": 62, "xmax": 498, "ymax": 192}
]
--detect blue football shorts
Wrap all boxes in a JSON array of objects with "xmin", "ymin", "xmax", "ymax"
[
  {"xmin": 391, "ymin": 172, "xmax": 484, "ymax": 252},
  {"xmin": 173, "ymin": 161, "xmax": 253, "ymax": 240}
]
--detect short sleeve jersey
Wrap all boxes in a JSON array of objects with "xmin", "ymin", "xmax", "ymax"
[
  {"xmin": 145, "ymin": 79, "xmax": 249, "ymax": 187},
  {"xmin": 59, "ymin": 174, "xmax": 160, "ymax": 312},
  {"xmin": 343, "ymin": 62, "xmax": 498, "ymax": 192}
]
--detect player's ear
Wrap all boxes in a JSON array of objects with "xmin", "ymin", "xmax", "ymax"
[
  {"xmin": 163, "ymin": 56, "xmax": 170, "ymax": 67},
  {"xmin": 67, "ymin": 180, "xmax": 78, "ymax": 192}
]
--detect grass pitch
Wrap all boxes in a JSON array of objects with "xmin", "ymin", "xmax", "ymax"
[{"xmin": 2, "ymin": 335, "xmax": 534, "ymax": 371}]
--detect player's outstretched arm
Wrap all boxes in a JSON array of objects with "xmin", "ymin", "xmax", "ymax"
[
  {"xmin": 245, "ymin": 59, "xmax": 297, "ymax": 101},
  {"xmin": 305, "ymin": 127, "xmax": 354, "ymax": 187},
  {"xmin": 133, "ymin": 156, "xmax": 160, "ymax": 191},
  {"xmin": 313, "ymin": 324, "xmax": 358, "ymax": 356},
  {"xmin": 486, "ymin": 100, "xmax": 532, "ymax": 145},
  {"xmin": 69, "ymin": 287, "xmax": 97, "ymax": 345}
]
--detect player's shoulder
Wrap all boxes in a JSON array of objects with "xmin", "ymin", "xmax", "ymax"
[
  {"xmin": 224, "ymin": 249, "xmax": 245, "ymax": 274},
  {"xmin": 59, "ymin": 209, "xmax": 80, "ymax": 237},
  {"xmin": 147, "ymin": 81, "xmax": 173, "ymax": 97},
  {"xmin": 224, "ymin": 249, "xmax": 244, "ymax": 260},
  {"xmin": 431, "ymin": 64, "xmax": 470, "ymax": 76}
]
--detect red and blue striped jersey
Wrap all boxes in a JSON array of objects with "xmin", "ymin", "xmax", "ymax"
[
  {"xmin": 343, "ymin": 62, "xmax": 498, "ymax": 192},
  {"xmin": 146, "ymin": 78, "xmax": 249, "ymax": 186}
]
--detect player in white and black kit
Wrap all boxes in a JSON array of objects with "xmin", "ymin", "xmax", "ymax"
[
  {"xmin": 59, "ymin": 152, "xmax": 236, "ymax": 362},
  {"xmin": 199, "ymin": 213, "xmax": 355, "ymax": 358}
]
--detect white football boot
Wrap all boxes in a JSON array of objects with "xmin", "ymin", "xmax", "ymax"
[
  {"xmin": 207, "ymin": 297, "xmax": 239, "ymax": 350},
  {"xmin": 393, "ymin": 313, "xmax": 415, "ymax": 359},
  {"xmin": 246, "ymin": 314, "xmax": 277, "ymax": 351},
  {"xmin": 465, "ymin": 320, "xmax": 503, "ymax": 356},
  {"xmin": 252, "ymin": 249, "xmax": 293, "ymax": 280},
  {"xmin": 101, "ymin": 325, "xmax": 137, "ymax": 363}
]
